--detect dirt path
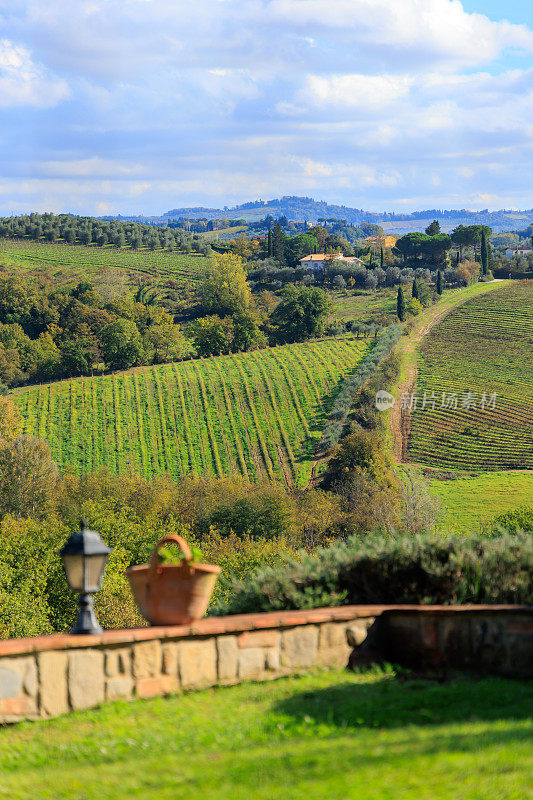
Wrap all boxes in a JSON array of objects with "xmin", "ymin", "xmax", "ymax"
[{"xmin": 390, "ymin": 280, "xmax": 506, "ymax": 463}]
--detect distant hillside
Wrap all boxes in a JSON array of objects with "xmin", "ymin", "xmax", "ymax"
[{"xmin": 159, "ymin": 196, "xmax": 533, "ymax": 234}]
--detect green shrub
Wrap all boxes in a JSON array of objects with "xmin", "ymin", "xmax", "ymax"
[
  {"xmin": 212, "ymin": 532, "xmax": 533, "ymax": 615},
  {"xmin": 485, "ymin": 505, "xmax": 533, "ymax": 535}
]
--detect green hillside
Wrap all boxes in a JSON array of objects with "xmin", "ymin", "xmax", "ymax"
[
  {"xmin": 408, "ymin": 282, "xmax": 533, "ymax": 470},
  {"xmin": 0, "ymin": 239, "xmax": 209, "ymax": 289},
  {"xmin": 429, "ymin": 471, "xmax": 533, "ymax": 534},
  {"xmin": 14, "ymin": 336, "xmax": 370, "ymax": 486}
]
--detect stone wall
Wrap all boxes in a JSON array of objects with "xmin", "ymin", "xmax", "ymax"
[
  {"xmin": 0, "ymin": 605, "xmax": 377, "ymax": 724},
  {"xmin": 377, "ymin": 608, "xmax": 533, "ymax": 677},
  {"xmin": 0, "ymin": 605, "xmax": 531, "ymax": 724}
]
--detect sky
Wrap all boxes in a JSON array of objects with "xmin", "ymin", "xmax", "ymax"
[{"xmin": 0, "ymin": 0, "xmax": 532, "ymax": 216}]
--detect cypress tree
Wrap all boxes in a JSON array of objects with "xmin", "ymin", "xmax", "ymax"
[
  {"xmin": 397, "ymin": 285, "xmax": 406, "ymax": 321},
  {"xmin": 380, "ymin": 247, "xmax": 384, "ymax": 269},
  {"xmin": 481, "ymin": 230, "xmax": 489, "ymax": 275},
  {"xmin": 272, "ymin": 222, "xmax": 286, "ymax": 264},
  {"xmin": 456, "ymin": 251, "xmax": 460, "ymax": 266},
  {"xmin": 267, "ymin": 228, "xmax": 272, "ymax": 258},
  {"xmin": 412, "ymin": 279, "xmax": 419, "ymax": 300},
  {"xmin": 437, "ymin": 269, "xmax": 443, "ymax": 295}
]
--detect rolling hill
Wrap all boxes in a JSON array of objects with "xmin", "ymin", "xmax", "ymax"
[{"xmin": 157, "ymin": 196, "xmax": 533, "ymax": 233}]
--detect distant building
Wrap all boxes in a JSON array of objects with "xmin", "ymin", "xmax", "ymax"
[
  {"xmin": 299, "ymin": 252, "xmax": 365, "ymax": 270},
  {"xmin": 505, "ymin": 246, "xmax": 533, "ymax": 258}
]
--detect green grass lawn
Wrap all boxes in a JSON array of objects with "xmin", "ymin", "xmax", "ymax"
[
  {"xmin": 429, "ymin": 470, "xmax": 533, "ymax": 534},
  {"xmin": 0, "ymin": 668, "xmax": 531, "ymax": 800}
]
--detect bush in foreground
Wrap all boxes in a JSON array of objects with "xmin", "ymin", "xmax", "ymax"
[{"xmin": 212, "ymin": 532, "xmax": 533, "ymax": 615}]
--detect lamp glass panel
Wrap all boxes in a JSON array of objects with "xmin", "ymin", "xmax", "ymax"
[
  {"xmin": 85, "ymin": 554, "xmax": 108, "ymax": 592},
  {"xmin": 62, "ymin": 554, "xmax": 84, "ymax": 592}
]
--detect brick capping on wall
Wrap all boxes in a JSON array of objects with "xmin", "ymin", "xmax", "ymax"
[
  {"xmin": 1, "ymin": 605, "xmax": 531, "ymax": 724},
  {"xmin": 0, "ymin": 604, "xmax": 527, "ymax": 657}
]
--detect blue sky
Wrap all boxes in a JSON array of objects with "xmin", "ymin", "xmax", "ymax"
[{"xmin": 0, "ymin": 0, "xmax": 532, "ymax": 216}]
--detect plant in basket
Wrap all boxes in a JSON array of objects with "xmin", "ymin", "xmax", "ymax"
[{"xmin": 126, "ymin": 534, "xmax": 221, "ymax": 626}]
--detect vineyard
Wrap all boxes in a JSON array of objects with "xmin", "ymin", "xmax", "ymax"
[
  {"xmin": 0, "ymin": 239, "xmax": 209, "ymax": 289},
  {"xmin": 408, "ymin": 281, "xmax": 533, "ymax": 470},
  {"xmin": 13, "ymin": 336, "xmax": 371, "ymax": 486}
]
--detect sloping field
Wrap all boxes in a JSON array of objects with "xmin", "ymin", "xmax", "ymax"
[
  {"xmin": 14, "ymin": 336, "xmax": 370, "ymax": 486},
  {"xmin": 408, "ymin": 281, "xmax": 533, "ymax": 470},
  {"xmin": 0, "ymin": 239, "xmax": 209, "ymax": 289},
  {"xmin": 429, "ymin": 471, "xmax": 533, "ymax": 534}
]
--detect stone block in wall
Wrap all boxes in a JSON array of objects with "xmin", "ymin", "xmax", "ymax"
[
  {"xmin": 106, "ymin": 676, "xmax": 134, "ymax": 701},
  {"xmin": 0, "ymin": 694, "xmax": 37, "ymax": 719},
  {"xmin": 0, "ymin": 656, "xmax": 37, "ymax": 698},
  {"xmin": 68, "ymin": 650, "xmax": 105, "ymax": 711},
  {"xmin": 38, "ymin": 651, "xmax": 68, "ymax": 717},
  {"xmin": 136, "ymin": 675, "xmax": 177, "ymax": 699},
  {"xmin": 469, "ymin": 617, "xmax": 509, "ymax": 672},
  {"xmin": 346, "ymin": 621, "xmax": 373, "ymax": 648},
  {"xmin": 505, "ymin": 616, "xmax": 533, "ymax": 677},
  {"xmin": 162, "ymin": 643, "xmax": 179, "ymax": 676},
  {"xmin": 217, "ymin": 635, "xmax": 238, "ymax": 682},
  {"xmin": 281, "ymin": 626, "xmax": 318, "ymax": 669},
  {"xmin": 237, "ymin": 630, "xmax": 279, "ymax": 649},
  {"xmin": 237, "ymin": 647, "xmax": 266, "ymax": 680},
  {"xmin": 0, "ymin": 662, "xmax": 22, "ymax": 699},
  {"xmin": 179, "ymin": 638, "xmax": 217, "ymax": 689},
  {"xmin": 105, "ymin": 648, "xmax": 131, "ymax": 678},
  {"xmin": 0, "ymin": 657, "xmax": 38, "ymax": 720},
  {"xmin": 265, "ymin": 647, "xmax": 280, "ymax": 672},
  {"xmin": 133, "ymin": 640, "xmax": 161, "ymax": 679}
]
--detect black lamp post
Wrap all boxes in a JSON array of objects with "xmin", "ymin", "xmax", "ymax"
[{"xmin": 60, "ymin": 520, "xmax": 112, "ymax": 635}]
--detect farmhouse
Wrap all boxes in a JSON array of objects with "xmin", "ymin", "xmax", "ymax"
[
  {"xmin": 299, "ymin": 252, "xmax": 365, "ymax": 270},
  {"xmin": 505, "ymin": 245, "xmax": 533, "ymax": 258}
]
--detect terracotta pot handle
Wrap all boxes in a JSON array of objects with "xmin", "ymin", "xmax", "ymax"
[{"xmin": 150, "ymin": 534, "xmax": 193, "ymax": 572}]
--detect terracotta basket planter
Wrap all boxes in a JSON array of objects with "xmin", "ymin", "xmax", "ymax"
[{"xmin": 126, "ymin": 534, "xmax": 221, "ymax": 626}]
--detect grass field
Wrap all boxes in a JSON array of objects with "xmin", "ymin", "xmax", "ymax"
[
  {"xmin": 201, "ymin": 225, "xmax": 248, "ymax": 240},
  {"xmin": 0, "ymin": 668, "xmax": 530, "ymax": 800},
  {"xmin": 427, "ymin": 470, "xmax": 533, "ymax": 533},
  {"xmin": 13, "ymin": 336, "xmax": 371, "ymax": 486},
  {"xmin": 331, "ymin": 287, "xmax": 397, "ymax": 323},
  {"xmin": 0, "ymin": 239, "xmax": 209, "ymax": 289},
  {"xmin": 408, "ymin": 282, "xmax": 533, "ymax": 471}
]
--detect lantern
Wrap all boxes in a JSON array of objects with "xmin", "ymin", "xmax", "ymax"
[{"xmin": 60, "ymin": 520, "xmax": 111, "ymax": 635}]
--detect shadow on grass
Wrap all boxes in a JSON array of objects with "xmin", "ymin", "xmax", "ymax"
[{"xmin": 274, "ymin": 674, "xmax": 533, "ymax": 732}]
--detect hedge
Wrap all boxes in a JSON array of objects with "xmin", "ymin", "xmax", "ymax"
[{"xmin": 211, "ymin": 532, "xmax": 533, "ymax": 615}]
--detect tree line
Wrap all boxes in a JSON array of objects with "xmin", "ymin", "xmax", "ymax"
[
  {"xmin": 0, "ymin": 253, "xmax": 335, "ymax": 388},
  {"xmin": 0, "ymin": 213, "xmax": 212, "ymax": 256},
  {"xmin": 392, "ymin": 221, "xmax": 493, "ymax": 268}
]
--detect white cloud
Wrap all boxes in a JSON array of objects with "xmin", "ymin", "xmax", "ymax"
[
  {"xmin": 0, "ymin": 38, "xmax": 69, "ymax": 107},
  {"xmin": 0, "ymin": 0, "xmax": 532, "ymax": 213},
  {"xmin": 269, "ymin": 0, "xmax": 533, "ymax": 67},
  {"xmin": 296, "ymin": 158, "xmax": 333, "ymax": 177},
  {"xmin": 37, "ymin": 158, "xmax": 146, "ymax": 178},
  {"xmin": 297, "ymin": 74, "xmax": 412, "ymax": 109}
]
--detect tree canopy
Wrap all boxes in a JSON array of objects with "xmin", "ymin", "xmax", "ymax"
[
  {"xmin": 270, "ymin": 286, "xmax": 331, "ymax": 343},
  {"xmin": 201, "ymin": 253, "xmax": 252, "ymax": 316}
]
